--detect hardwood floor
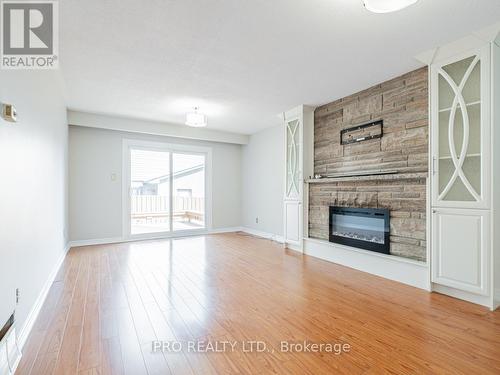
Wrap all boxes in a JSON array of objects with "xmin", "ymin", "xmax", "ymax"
[{"xmin": 16, "ymin": 232, "xmax": 500, "ymax": 375}]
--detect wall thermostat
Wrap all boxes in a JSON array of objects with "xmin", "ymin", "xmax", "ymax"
[{"xmin": 2, "ymin": 103, "xmax": 17, "ymax": 123}]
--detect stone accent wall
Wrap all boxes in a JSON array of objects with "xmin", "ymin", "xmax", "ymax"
[
  {"xmin": 309, "ymin": 177, "xmax": 427, "ymax": 261},
  {"xmin": 309, "ymin": 67, "xmax": 428, "ymax": 261}
]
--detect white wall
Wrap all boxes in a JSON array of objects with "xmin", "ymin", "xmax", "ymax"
[
  {"xmin": 68, "ymin": 110, "xmax": 249, "ymax": 145},
  {"xmin": 69, "ymin": 125, "xmax": 242, "ymax": 241},
  {"xmin": 0, "ymin": 70, "xmax": 68, "ymax": 334},
  {"xmin": 241, "ymin": 125, "xmax": 284, "ymax": 236},
  {"xmin": 493, "ymin": 42, "xmax": 500, "ymax": 308}
]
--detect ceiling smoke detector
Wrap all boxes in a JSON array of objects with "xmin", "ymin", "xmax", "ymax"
[
  {"xmin": 363, "ymin": 0, "xmax": 419, "ymax": 13},
  {"xmin": 185, "ymin": 107, "xmax": 207, "ymax": 127}
]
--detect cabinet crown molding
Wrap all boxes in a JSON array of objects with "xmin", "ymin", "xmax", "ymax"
[
  {"xmin": 282, "ymin": 105, "xmax": 316, "ymax": 121},
  {"xmin": 415, "ymin": 21, "xmax": 500, "ymax": 65}
]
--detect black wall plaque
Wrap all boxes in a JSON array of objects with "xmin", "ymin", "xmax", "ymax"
[{"xmin": 340, "ymin": 120, "xmax": 383, "ymax": 145}]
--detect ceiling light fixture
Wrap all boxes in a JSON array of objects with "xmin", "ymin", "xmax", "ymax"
[
  {"xmin": 362, "ymin": 0, "xmax": 419, "ymax": 13},
  {"xmin": 185, "ymin": 107, "xmax": 207, "ymax": 127}
]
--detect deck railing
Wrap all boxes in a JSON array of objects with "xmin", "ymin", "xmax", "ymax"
[{"xmin": 131, "ymin": 195, "xmax": 204, "ymax": 222}]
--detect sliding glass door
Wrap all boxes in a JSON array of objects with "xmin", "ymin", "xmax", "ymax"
[
  {"xmin": 130, "ymin": 149, "xmax": 171, "ymax": 235},
  {"xmin": 172, "ymin": 153, "xmax": 205, "ymax": 231},
  {"xmin": 124, "ymin": 140, "xmax": 210, "ymax": 239}
]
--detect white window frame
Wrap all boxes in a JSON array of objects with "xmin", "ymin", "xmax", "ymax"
[{"xmin": 122, "ymin": 138, "xmax": 213, "ymax": 240}]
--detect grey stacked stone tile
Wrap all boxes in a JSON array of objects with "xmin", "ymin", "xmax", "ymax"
[{"xmin": 310, "ymin": 67, "xmax": 428, "ymax": 262}]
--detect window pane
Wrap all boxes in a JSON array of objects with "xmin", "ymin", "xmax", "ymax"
[
  {"xmin": 172, "ymin": 153, "xmax": 205, "ymax": 231},
  {"xmin": 130, "ymin": 149, "xmax": 170, "ymax": 234}
]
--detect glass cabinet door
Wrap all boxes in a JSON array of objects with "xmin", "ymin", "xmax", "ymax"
[
  {"xmin": 432, "ymin": 48, "xmax": 489, "ymax": 208},
  {"xmin": 286, "ymin": 118, "xmax": 301, "ymax": 199}
]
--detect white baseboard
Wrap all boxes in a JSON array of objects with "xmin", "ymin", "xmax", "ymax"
[
  {"xmin": 17, "ymin": 243, "xmax": 69, "ymax": 350},
  {"xmin": 239, "ymin": 227, "xmax": 284, "ymax": 243},
  {"xmin": 208, "ymin": 227, "xmax": 243, "ymax": 234},
  {"xmin": 68, "ymin": 236, "xmax": 124, "ymax": 248},
  {"xmin": 432, "ymin": 284, "xmax": 494, "ymax": 309},
  {"xmin": 494, "ymin": 288, "xmax": 500, "ymax": 310},
  {"xmin": 304, "ymin": 237, "xmax": 430, "ymax": 290},
  {"xmin": 68, "ymin": 227, "xmax": 244, "ymax": 249},
  {"xmin": 284, "ymin": 242, "xmax": 303, "ymax": 253}
]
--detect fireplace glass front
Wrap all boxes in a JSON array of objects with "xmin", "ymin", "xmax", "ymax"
[{"xmin": 329, "ymin": 206, "xmax": 390, "ymax": 254}]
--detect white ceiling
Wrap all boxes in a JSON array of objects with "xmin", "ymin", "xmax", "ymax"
[{"xmin": 60, "ymin": 0, "xmax": 500, "ymax": 135}]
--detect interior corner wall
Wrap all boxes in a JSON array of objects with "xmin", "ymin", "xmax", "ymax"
[
  {"xmin": 0, "ymin": 70, "xmax": 68, "ymax": 334},
  {"xmin": 241, "ymin": 125, "xmax": 284, "ymax": 237},
  {"xmin": 68, "ymin": 125, "xmax": 242, "ymax": 241}
]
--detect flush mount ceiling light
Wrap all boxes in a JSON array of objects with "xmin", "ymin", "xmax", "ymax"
[
  {"xmin": 185, "ymin": 107, "xmax": 207, "ymax": 127},
  {"xmin": 363, "ymin": 0, "xmax": 419, "ymax": 13}
]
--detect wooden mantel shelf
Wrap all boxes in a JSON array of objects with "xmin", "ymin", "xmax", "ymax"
[{"xmin": 305, "ymin": 172, "xmax": 428, "ymax": 184}]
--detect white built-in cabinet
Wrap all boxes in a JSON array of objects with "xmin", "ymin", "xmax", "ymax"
[
  {"xmin": 424, "ymin": 28, "xmax": 500, "ymax": 310},
  {"xmin": 283, "ymin": 105, "xmax": 314, "ymax": 252},
  {"xmin": 431, "ymin": 47, "xmax": 490, "ymax": 209},
  {"xmin": 432, "ymin": 208, "xmax": 490, "ymax": 295}
]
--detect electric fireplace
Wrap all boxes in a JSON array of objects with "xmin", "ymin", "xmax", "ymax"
[{"xmin": 329, "ymin": 206, "xmax": 390, "ymax": 254}]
